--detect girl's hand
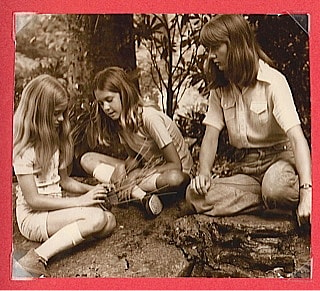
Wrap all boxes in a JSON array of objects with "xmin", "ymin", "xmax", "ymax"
[
  {"xmin": 190, "ymin": 174, "xmax": 211, "ymax": 196},
  {"xmin": 297, "ymin": 187, "xmax": 311, "ymax": 226},
  {"xmin": 77, "ymin": 184, "xmax": 107, "ymax": 207}
]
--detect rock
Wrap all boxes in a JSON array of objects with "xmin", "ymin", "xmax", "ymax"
[{"xmin": 169, "ymin": 213, "xmax": 310, "ymax": 278}]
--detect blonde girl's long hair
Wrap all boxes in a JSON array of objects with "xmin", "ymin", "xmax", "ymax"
[
  {"xmin": 93, "ymin": 67, "xmax": 144, "ymax": 134},
  {"xmin": 200, "ymin": 14, "xmax": 273, "ymax": 89},
  {"xmin": 13, "ymin": 74, "xmax": 73, "ymax": 173}
]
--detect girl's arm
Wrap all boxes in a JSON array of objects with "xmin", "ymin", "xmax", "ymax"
[
  {"xmin": 59, "ymin": 168, "xmax": 94, "ymax": 194},
  {"xmin": 16, "ymin": 174, "xmax": 107, "ymax": 211},
  {"xmin": 154, "ymin": 142, "xmax": 182, "ymax": 173},
  {"xmin": 190, "ymin": 125, "xmax": 220, "ymax": 195},
  {"xmin": 121, "ymin": 142, "xmax": 181, "ymax": 179},
  {"xmin": 287, "ymin": 124, "xmax": 312, "ymax": 224}
]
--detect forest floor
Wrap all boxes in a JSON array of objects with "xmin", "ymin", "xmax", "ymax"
[
  {"xmin": 11, "ymin": 178, "xmax": 311, "ymax": 279},
  {"xmin": 12, "ymin": 181, "xmax": 190, "ymax": 278}
]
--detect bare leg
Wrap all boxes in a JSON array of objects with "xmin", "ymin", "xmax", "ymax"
[
  {"xmin": 80, "ymin": 152, "xmax": 124, "ymax": 175},
  {"xmin": 35, "ymin": 207, "xmax": 115, "ymax": 261},
  {"xmin": 46, "ymin": 206, "xmax": 114, "ymax": 237},
  {"xmin": 156, "ymin": 169, "xmax": 190, "ymax": 192}
]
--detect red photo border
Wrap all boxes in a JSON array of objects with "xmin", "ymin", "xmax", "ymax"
[{"xmin": 1, "ymin": 0, "xmax": 319, "ymax": 289}]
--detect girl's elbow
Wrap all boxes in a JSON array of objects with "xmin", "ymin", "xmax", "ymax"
[
  {"xmin": 25, "ymin": 198, "xmax": 42, "ymax": 210},
  {"xmin": 23, "ymin": 192, "xmax": 47, "ymax": 210},
  {"xmin": 60, "ymin": 177, "xmax": 76, "ymax": 192},
  {"xmin": 59, "ymin": 176, "xmax": 71, "ymax": 188}
]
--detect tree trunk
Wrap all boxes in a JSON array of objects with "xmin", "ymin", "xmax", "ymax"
[
  {"xmin": 66, "ymin": 14, "xmax": 136, "ymax": 175},
  {"xmin": 66, "ymin": 14, "xmax": 137, "ymax": 101},
  {"xmin": 88, "ymin": 14, "xmax": 137, "ymax": 75}
]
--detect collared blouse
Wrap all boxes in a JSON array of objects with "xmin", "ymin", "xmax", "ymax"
[{"xmin": 203, "ymin": 60, "xmax": 301, "ymax": 149}]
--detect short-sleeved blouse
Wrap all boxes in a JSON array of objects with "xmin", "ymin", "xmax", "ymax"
[
  {"xmin": 119, "ymin": 106, "xmax": 192, "ymax": 173},
  {"xmin": 203, "ymin": 60, "xmax": 301, "ymax": 148}
]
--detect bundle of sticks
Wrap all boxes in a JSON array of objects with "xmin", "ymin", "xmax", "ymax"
[{"xmin": 99, "ymin": 152, "xmax": 172, "ymax": 211}]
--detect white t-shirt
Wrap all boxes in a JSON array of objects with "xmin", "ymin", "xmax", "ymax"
[{"xmin": 13, "ymin": 147, "xmax": 62, "ymax": 206}]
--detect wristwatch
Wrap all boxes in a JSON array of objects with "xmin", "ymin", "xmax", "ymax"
[{"xmin": 299, "ymin": 183, "xmax": 312, "ymax": 189}]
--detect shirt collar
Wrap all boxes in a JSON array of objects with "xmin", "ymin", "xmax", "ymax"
[{"xmin": 256, "ymin": 59, "xmax": 273, "ymax": 84}]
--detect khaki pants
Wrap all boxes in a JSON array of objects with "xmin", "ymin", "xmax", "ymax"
[{"xmin": 186, "ymin": 142, "xmax": 299, "ymax": 216}]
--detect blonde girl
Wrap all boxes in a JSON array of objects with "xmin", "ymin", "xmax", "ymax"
[
  {"xmin": 187, "ymin": 14, "xmax": 311, "ymax": 225},
  {"xmin": 80, "ymin": 67, "xmax": 192, "ymax": 217},
  {"xmin": 13, "ymin": 75, "xmax": 116, "ymax": 277}
]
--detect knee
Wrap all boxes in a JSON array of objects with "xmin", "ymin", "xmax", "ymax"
[
  {"xmin": 184, "ymin": 184, "xmax": 209, "ymax": 214},
  {"xmin": 162, "ymin": 170, "xmax": 190, "ymax": 189},
  {"xmin": 84, "ymin": 207, "xmax": 111, "ymax": 233},
  {"xmin": 262, "ymin": 160, "xmax": 299, "ymax": 209},
  {"xmin": 80, "ymin": 152, "xmax": 95, "ymax": 173},
  {"xmin": 94, "ymin": 211, "xmax": 116, "ymax": 239},
  {"xmin": 104, "ymin": 211, "xmax": 116, "ymax": 232},
  {"xmin": 185, "ymin": 184, "xmax": 195, "ymax": 204}
]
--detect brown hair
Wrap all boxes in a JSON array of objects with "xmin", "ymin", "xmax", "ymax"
[{"xmin": 200, "ymin": 14, "xmax": 273, "ymax": 88}]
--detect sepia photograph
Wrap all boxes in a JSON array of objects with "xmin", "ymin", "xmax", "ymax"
[{"xmin": 11, "ymin": 13, "xmax": 311, "ymax": 281}]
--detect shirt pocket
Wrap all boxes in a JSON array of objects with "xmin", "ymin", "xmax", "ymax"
[
  {"xmin": 222, "ymin": 99, "xmax": 236, "ymax": 122},
  {"xmin": 250, "ymin": 101, "xmax": 268, "ymax": 124}
]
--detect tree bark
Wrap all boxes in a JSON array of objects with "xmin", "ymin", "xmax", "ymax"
[
  {"xmin": 66, "ymin": 14, "xmax": 137, "ymax": 101},
  {"xmin": 170, "ymin": 214, "xmax": 310, "ymax": 278}
]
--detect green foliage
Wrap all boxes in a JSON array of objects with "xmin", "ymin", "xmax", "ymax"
[
  {"xmin": 134, "ymin": 14, "xmax": 211, "ymax": 117},
  {"xmin": 14, "ymin": 14, "xmax": 69, "ymax": 110},
  {"xmin": 175, "ymin": 105, "xmax": 206, "ymax": 149},
  {"xmin": 16, "ymin": 14, "xmax": 69, "ymax": 60}
]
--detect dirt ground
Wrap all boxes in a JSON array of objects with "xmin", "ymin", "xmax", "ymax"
[
  {"xmin": 12, "ymin": 180, "xmax": 310, "ymax": 279},
  {"xmin": 12, "ymin": 185, "xmax": 190, "ymax": 278}
]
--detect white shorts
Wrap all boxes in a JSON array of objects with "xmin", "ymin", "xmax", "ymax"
[{"xmin": 16, "ymin": 203, "xmax": 49, "ymax": 243}]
